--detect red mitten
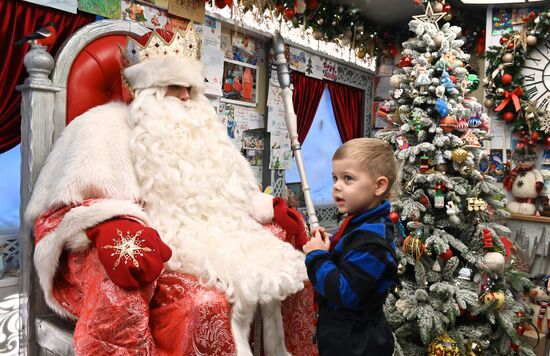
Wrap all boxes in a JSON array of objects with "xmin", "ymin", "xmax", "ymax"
[
  {"xmin": 536, "ymin": 181, "xmax": 543, "ymax": 194},
  {"xmin": 86, "ymin": 218, "xmax": 172, "ymax": 288},
  {"xmin": 272, "ymin": 197, "xmax": 309, "ymax": 250}
]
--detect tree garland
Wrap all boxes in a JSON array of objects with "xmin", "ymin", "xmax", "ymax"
[{"xmin": 483, "ymin": 8, "xmax": 550, "ymax": 148}]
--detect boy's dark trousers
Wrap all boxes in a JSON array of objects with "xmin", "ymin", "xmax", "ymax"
[{"xmin": 316, "ymin": 304, "xmax": 394, "ymax": 356}]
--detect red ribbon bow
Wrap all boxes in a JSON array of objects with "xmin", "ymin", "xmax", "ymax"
[{"xmin": 495, "ymin": 86, "xmax": 523, "ymax": 112}]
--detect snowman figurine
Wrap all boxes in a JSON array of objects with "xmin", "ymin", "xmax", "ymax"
[{"xmin": 504, "ymin": 142, "xmax": 543, "ymax": 216}]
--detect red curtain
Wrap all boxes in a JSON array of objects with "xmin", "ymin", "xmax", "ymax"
[
  {"xmin": 291, "ymin": 71, "xmax": 326, "ymax": 144},
  {"xmin": 327, "ymin": 81, "xmax": 365, "ymax": 143},
  {"xmin": 0, "ymin": 0, "xmax": 95, "ymax": 154}
]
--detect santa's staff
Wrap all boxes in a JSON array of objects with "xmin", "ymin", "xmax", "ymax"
[{"xmin": 272, "ymin": 31, "xmax": 320, "ymax": 230}]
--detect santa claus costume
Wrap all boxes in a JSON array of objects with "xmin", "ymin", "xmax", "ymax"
[{"xmin": 26, "ymin": 25, "xmax": 316, "ymax": 356}]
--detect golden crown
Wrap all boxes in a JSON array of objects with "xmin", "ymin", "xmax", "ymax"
[{"xmin": 125, "ymin": 24, "xmax": 201, "ymax": 66}]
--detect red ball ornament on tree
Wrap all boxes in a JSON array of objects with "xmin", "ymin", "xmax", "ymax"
[
  {"xmin": 500, "ymin": 73, "xmax": 513, "ymax": 85},
  {"xmin": 389, "ymin": 211, "xmax": 399, "ymax": 223},
  {"xmin": 500, "ymin": 37, "xmax": 509, "ymax": 45},
  {"xmin": 507, "ymin": 41, "xmax": 515, "ymax": 50},
  {"xmin": 283, "ymin": 6, "xmax": 295, "ymax": 18},
  {"xmin": 516, "ymin": 324, "xmax": 525, "ymax": 336},
  {"xmin": 442, "ymin": 4, "xmax": 451, "ymax": 13},
  {"xmin": 439, "ymin": 248, "xmax": 453, "ymax": 261},
  {"xmin": 214, "ymin": 0, "xmax": 227, "ymax": 8},
  {"xmin": 503, "ymin": 112, "xmax": 515, "ymax": 122},
  {"xmin": 511, "ymin": 343, "xmax": 519, "ymax": 352},
  {"xmin": 531, "ymin": 131, "xmax": 539, "ymax": 141},
  {"xmin": 224, "ymin": 0, "xmax": 233, "ymax": 6},
  {"xmin": 449, "ymin": 75, "xmax": 457, "ymax": 83},
  {"xmin": 545, "ymin": 136, "xmax": 550, "ymax": 147},
  {"xmin": 399, "ymin": 56, "xmax": 412, "ymax": 67},
  {"xmin": 307, "ymin": 0, "xmax": 318, "ymax": 10},
  {"xmin": 275, "ymin": 2, "xmax": 284, "ymax": 12}
]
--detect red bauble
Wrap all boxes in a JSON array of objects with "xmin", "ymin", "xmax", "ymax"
[
  {"xmin": 307, "ymin": 0, "xmax": 318, "ymax": 10},
  {"xmin": 442, "ymin": 4, "xmax": 451, "ymax": 12},
  {"xmin": 449, "ymin": 75, "xmax": 457, "ymax": 83},
  {"xmin": 439, "ymin": 248, "xmax": 453, "ymax": 261},
  {"xmin": 439, "ymin": 116, "xmax": 458, "ymax": 133},
  {"xmin": 400, "ymin": 56, "xmax": 412, "ymax": 67},
  {"xmin": 511, "ymin": 343, "xmax": 519, "ymax": 352},
  {"xmin": 545, "ymin": 136, "xmax": 550, "ymax": 147},
  {"xmin": 214, "ymin": 0, "xmax": 226, "ymax": 8},
  {"xmin": 500, "ymin": 37, "xmax": 509, "ymax": 45},
  {"xmin": 275, "ymin": 3, "xmax": 284, "ymax": 12},
  {"xmin": 531, "ymin": 131, "xmax": 539, "ymax": 141},
  {"xmin": 516, "ymin": 324, "xmax": 525, "ymax": 336},
  {"xmin": 503, "ymin": 112, "xmax": 515, "ymax": 122},
  {"xmin": 283, "ymin": 7, "xmax": 295, "ymax": 18},
  {"xmin": 225, "ymin": 0, "xmax": 233, "ymax": 6},
  {"xmin": 389, "ymin": 211, "xmax": 399, "ymax": 223},
  {"xmin": 507, "ymin": 42, "xmax": 515, "ymax": 49},
  {"xmin": 500, "ymin": 73, "xmax": 513, "ymax": 85}
]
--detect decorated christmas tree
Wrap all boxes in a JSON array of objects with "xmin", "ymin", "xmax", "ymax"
[{"xmin": 376, "ymin": 6, "xmax": 535, "ymax": 356}]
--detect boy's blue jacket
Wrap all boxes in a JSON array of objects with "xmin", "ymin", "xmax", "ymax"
[{"xmin": 305, "ymin": 200, "xmax": 398, "ymax": 313}]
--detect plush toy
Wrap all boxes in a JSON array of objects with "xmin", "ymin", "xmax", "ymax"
[
  {"xmin": 527, "ymin": 282, "xmax": 550, "ymax": 335},
  {"xmin": 504, "ymin": 142, "xmax": 543, "ymax": 216}
]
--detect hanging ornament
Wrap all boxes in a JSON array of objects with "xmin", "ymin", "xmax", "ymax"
[
  {"xmin": 468, "ymin": 117, "xmax": 482, "ymax": 128},
  {"xmin": 456, "ymin": 118, "xmax": 469, "ymax": 132},
  {"xmin": 458, "ymin": 267, "xmax": 473, "ymax": 280},
  {"xmin": 462, "ymin": 129, "xmax": 481, "ymax": 148},
  {"xmin": 356, "ymin": 46, "xmax": 367, "ymax": 59},
  {"xmin": 432, "ymin": 259, "xmax": 442, "ymax": 272},
  {"xmin": 427, "ymin": 334, "xmax": 460, "ymax": 356},
  {"xmin": 443, "ymin": 13, "xmax": 452, "ymax": 21},
  {"xmin": 483, "ymin": 252, "xmax": 505, "ymax": 272},
  {"xmin": 306, "ymin": 0, "xmax": 318, "ymax": 10},
  {"xmin": 442, "ymin": 4, "xmax": 451, "ymax": 13},
  {"xmin": 403, "ymin": 235, "xmax": 425, "ymax": 260},
  {"xmin": 500, "ymin": 73, "xmax": 513, "ymax": 85},
  {"xmin": 419, "ymin": 155, "xmax": 431, "ymax": 173},
  {"xmin": 516, "ymin": 324, "xmax": 525, "ymax": 336},
  {"xmin": 389, "ymin": 211, "xmax": 399, "ymax": 223},
  {"xmin": 437, "ymin": 98, "xmax": 450, "ymax": 116},
  {"xmin": 434, "ymin": 187, "xmax": 445, "ymax": 208},
  {"xmin": 467, "ymin": 74, "xmax": 480, "ymax": 91},
  {"xmin": 466, "ymin": 197, "xmax": 487, "ymax": 211},
  {"xmin": 507, "ymin": 41, "xmax": 515, "ymax": 50},
  {"xmin": 419, "ymin": 193, "xmax": 431, "ymax": 208},
  {"xmin": 446, "ymin": 201, "xmax": 461, "ymax": 225},
  {"xmin": 526, "ymin": 35, "xmax": 537, "ymax": 46},
  {"xmin": 499, "ymin": 36, "xmax": 509, "ymax": 45},
  {"xmin": 480, "ymin": 290, "xmax": 505, "ymax": 309},
  {"xmin": 451, "ymin": 148, "xmax": 468, "ymax": 164},
  {"xmin": 434, "ymin": 34, "xmax": 444, "ymax": 48},
  {"xmin": 312, "ymin": 30, "xmax": 323, "ymax": 40},
  {"xmin": 439, "ymin": 116, "xmax": 457, "ymax": 133},
  {"xmin": 483, "ymin": 98, "xmax": 495, "ymax": 109},
  {"xmin": 215, "ymin": 0, "xmax": 227, "ymax": 8},
  {"xmin": 432, "ymin": 2, "xmax": 443, "ymax": 13},
  {"xmin": 317, "ymin": 18, "xmax": 324, "ymax": 25},
  {"xmin": 466, "ymin": 340, "xmax": 483, "ymax": 356},
  {"xmin": 400, "ymin": 56, "xmax": 412, "ymax": 67},
  {"xmin": 439, "ymin": 248, "xmax": 453, "ymax": 261},
  {"xmin": 283, "ymin": 6, "xmax": 295, "ymax": 19},
  {"xmin": 502, "ymin": 53, "xmax": 514, "ymax": 63},
  {"xmin": 503, "ymin": 112, "xmax": 515, "ymax": 122},
  {"xmin": 397, "ymin": 263, "xmax": 406, "ymax": 275}
]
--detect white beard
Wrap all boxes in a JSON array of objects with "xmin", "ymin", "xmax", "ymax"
[{"xmin": 128, "ymin": 89, "xmax": 306, "ymax": 308}]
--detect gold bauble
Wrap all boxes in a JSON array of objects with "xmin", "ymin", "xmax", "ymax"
[
  {"xmin": 451, "ymin": 148, "xmax": 468, "ymax": 164},
  {"xmin": 428, "ymin": 334, "xmax": 461, "ymax": 356},
  {"xmin": 443, "ymin": 13, "xmax": 452, "ymax": 21},
  {"xmin": 356, "ymin": 46, "xmax": 367, "ymax": 59},
  {"xmin": 467, "ymin": 340, "xmax": 483, "ymax": 356},
  {"xmin": 481, "ymin": 290, "xmax": 505, "ymax": 309},
  {"xmin": 483, "ymin": 98, "xmax": 494, "ymax": 109},
  {"xmin": 403, "ymin": 235, "xmax": 425, "ymax": 260},
  {"xmin": 432, "ymin": 2, "xmax": 443, "ymax": 12},
  {"xmin": 526, "ymin": 35, "xmax": 538, "ymax": 46},
  {"xmin": 502, "ymin": 53, "xmax": 514, "ymax": 63}
]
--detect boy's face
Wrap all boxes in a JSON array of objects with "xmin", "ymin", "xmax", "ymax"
[{"xmin": 332, "ymin": 158, "xmax": 388, "ymax": 215}]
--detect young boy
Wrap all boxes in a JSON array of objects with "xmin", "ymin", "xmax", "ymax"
[{"xmin": 303, "ymin": 138, "xmax": 399, "ymax": 356}]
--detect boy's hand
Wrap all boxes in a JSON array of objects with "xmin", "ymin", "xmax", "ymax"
[{"xmin": 303, "ymin": 227, "xmax": 330, "ymax": 254}]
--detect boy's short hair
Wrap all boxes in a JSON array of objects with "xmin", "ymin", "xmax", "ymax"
[{"xmin": 333, "ymin": 138, "xmax": 398, "ymax": 191}]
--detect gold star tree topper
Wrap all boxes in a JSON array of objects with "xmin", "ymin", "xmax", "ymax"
[
  {"xmin": 412, "ymin": 2, "xmax": 446, "ymax": 30},
  {"xmin": 102, "ymin": 229, "xmax": 153, "ymax": 269}
]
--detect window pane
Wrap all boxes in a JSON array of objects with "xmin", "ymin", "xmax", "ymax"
[
  {"xmin": 286, "ymin": 88, "xmax": 342, "ymax": 205},
  {"xmin": 0, "ymin": 145, "xmax": 20, "ymax": 235}
]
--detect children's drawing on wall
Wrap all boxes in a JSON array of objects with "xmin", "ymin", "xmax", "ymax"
[
  {"xmin": 221, "ymin": 59, "xmax": 257, "ymax": 107},
  {"xmin": 488, "ymin": 149, "xmax": 511, "ymax": 182}
]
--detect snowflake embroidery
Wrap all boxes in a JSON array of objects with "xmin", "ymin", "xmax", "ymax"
[
  {"xmin": 102, "ymin": 229, "xmax": 153, "ymax": 269},
  {"xmin": 516, "ymin": 180, "xmax": 524, "ymax": 188}
]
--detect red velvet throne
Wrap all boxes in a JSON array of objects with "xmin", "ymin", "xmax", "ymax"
[{"xmin": 19, "ymin": 19, "xmax": 317, "ymax": 355}]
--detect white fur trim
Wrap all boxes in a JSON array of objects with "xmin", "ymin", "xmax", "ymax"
[
  {"xmin": 123, "ymin": 57, "xmax": 205, "ymax": 93},
  {"xmin": 262, "ymin": 300, "xmax": 291, "ymax": 356},
  {"xmin": 26, "ymin": 102, "xmax": 142, "ymax": 224},
  {"xmin": 34, "ymin": 199, "xmax": 149, "ymax": 319},
  {"xmin": 249, "ymin": 192, "xmax": 274, "ymax": 224}
]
